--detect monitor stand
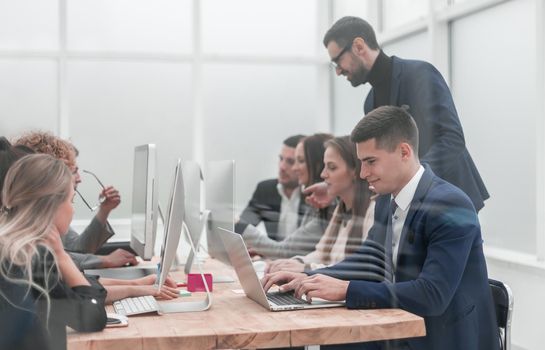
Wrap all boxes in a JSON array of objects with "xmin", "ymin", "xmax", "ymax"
[
  {"xmin": 184, "ymin": 210, "xmax": 234, "ymax": 283},
  {"xmin": 158, "ymin": 221, "xmax": 212, "ymax": 314}
]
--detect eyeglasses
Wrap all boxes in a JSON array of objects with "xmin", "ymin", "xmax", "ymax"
[
  {"xmin": 330, "ymin": 42, "xmax": 352, "ymax": 69},
  {"xmin": 75, "ymin": 169, "xmax": 106, "ymax": 212}
]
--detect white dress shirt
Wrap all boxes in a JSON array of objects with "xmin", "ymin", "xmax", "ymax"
[
  {"xmin": 276, "ymin": 183, "xmax": 301, "ymax": 240},
  {"xmin": 391, "ymin": 165, "xmax": 425, "ymax": 268}
]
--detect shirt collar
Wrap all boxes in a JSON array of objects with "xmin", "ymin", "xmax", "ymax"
[
  {"xmin": 277, "ymin": 183, "xmax": 300, "ymax": 201},
  {"xmin": 391, "ymin": 165, "xmax": 425, "ymax": 211},
  {"xmin": 367, "ymin": 50, "xmax": 392, "ymax": 87}
]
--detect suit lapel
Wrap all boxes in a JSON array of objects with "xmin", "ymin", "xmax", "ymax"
[
  {"xmin": 395, "ymin": 167, "xmax": 435, "ymax": 269},
  {"xmin": 364, "ymin": 89, "xmax": 374, "ymax": 113},
  {"xmin": 390, "ymin": 56, "xmax": 402, "ymax": 106}
]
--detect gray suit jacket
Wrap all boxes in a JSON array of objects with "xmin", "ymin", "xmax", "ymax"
[{"xmin": 63, "ymin": 216, "xmax": 114, "ymax": 270}]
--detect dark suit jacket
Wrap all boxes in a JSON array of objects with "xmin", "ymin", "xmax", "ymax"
[
  {"xmin": 238, "ymin": 179, "xmax": 306, "ymax": 241},
  {"xmin": 313, "ymin": 167, "xmax": 499, "ymax": 350},
  {"xmin": 364, "ymin": 56, "xmax": 489, "ymax": 211}
]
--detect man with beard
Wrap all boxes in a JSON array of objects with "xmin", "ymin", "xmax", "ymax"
[
  {"xmin": 236, "ymin": 135, "xmax": 307, "ymax": 241},
  {"xmin": 323, "ymin": 16, "xmax": 489, "ymax": 212}
]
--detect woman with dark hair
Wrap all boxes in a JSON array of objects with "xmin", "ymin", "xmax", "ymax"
[
  {"xmin": 241, "ymin": 133, "xmax": 335, "ymax": 259},
  {"xmin": 267, "ymin": 136, "xmax": 375, "ymax": 273},
  {"xmin": 0, "ymin": 137, "xmax": 34, "ymax": 206}
]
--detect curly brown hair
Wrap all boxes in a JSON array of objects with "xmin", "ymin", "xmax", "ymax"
[{"xmin": 13, "ymin": 131, "xmax": 76, "ymax": 169}]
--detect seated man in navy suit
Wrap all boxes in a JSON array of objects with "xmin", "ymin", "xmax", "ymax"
[
  {"xmin": 236, "ymin": 134, "xmax": 306, "ymax": 241},
  {"xmin": 263, "ymin": 106, "xmax": 498, "ymax": 350}
]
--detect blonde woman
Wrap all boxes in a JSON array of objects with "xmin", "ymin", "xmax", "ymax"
[
  {"xmin": 0, "ymin": 154, "xmax": 107, "ymax": 350},
  {"xmin": 0, "ymin": 138, "xmax": 180, "ymax": 306},
  {"xmin": 14, "ymin": 131, "xmax": 136, "ymax": 269}
]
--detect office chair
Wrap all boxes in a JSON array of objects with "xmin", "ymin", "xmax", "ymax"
[{"xmin": 489, "ymin": 278, "xmax": 514, "ymax": 350}]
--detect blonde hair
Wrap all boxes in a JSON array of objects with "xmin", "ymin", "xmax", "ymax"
[
  {"xmin": 13, "ymin": 131, "xmax": 77, "ymax": 169},
  {"xmin": 0, "ymin": 154, "xmax": 73, "ymax": 318}
]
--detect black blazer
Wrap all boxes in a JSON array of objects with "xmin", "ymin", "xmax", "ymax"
[
  {"xmin": 0, "ymin": 248, "xmax": 107, "ymax": 350},
  {"xmin": 238, "ymin": 179, "xmax": 306, "ymax": 241},
  {"xmin": 364, "ymin": 56, "xmax": 489, "ymax": 211}
]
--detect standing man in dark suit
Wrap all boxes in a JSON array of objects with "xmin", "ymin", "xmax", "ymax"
[
  {"xmin": 323, "ymin": 16, "xmax": 489, "ymax": 211},
  {"xmin": 263, "ymin": 106, "xmax": 498, "ymax": 350},
  {"xmin": 236, "ymin": 135, "xmax": 307, "ymax": 241}
]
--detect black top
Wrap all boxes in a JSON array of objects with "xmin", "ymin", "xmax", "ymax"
[
  {"xmin": 0, "ymin": 247, "xmax": 107, "ymax": 350},
  {"xmin": 367, "ymin": 50, "xmax": 393, "ymax": 108}
]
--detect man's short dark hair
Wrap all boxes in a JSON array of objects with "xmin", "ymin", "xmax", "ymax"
[
  {"xmin": 283, "ymin": 134, "xmax": 305, "ymax": 148},
  {"xmin": 350, "ymin": 106, "xmax": 419, "ymax": 154},
  {"xmin": 323, "ymin": 16, "xmax": 379, "ymax": 50}
]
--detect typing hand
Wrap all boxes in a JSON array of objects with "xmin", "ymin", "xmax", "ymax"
[
  {"xmin": 261, "ymin": 271, "xmax": 306, "ymax": 293},
  {"xmin": 135, "ymin": 274, "xmax": 178, "ymax": 288},
  {"xmin": 303, "ymin": 182, "xmax": 334, "ymax": 209},
  {"xmin": 294, "ymin": 274, "xmax": 349, "ymax": 303},
  {"xmin": 101, "ymin": 248, "xmax": 138, "ymax": 268},
  {"xmin": 266, "ymin": 259, "xmax": 305, "ymax": 273},
  {"xmin": 136, "ymin": 284, "xmax": 179, "ymax": 300}
]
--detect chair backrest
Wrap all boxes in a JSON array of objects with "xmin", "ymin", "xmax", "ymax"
[{"xmin": 489, "ymin": 278, "xmax": 514, "ymax": 350}]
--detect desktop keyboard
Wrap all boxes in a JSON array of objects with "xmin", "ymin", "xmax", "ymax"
[
  {"xmin": 113, "ymin": 295, "xmax": 159, "ymax": 316},
  {"xmin": 266, "ymin": 291, "xmax": 309, "ymax": 306}
]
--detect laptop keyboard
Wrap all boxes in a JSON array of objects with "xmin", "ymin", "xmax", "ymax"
[
  {"xmin": 113, "ymin": 295, "xmax": 158, "ymax": 316},
  {"xmin": 266, "ymin": 291, "xmax": 309, "ymax": 306}
]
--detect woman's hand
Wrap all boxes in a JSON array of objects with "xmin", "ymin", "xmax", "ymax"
[
  {"xmin": 134, "ymin": 274, "xmax": 178, "ymax": 288},
  {"xmin": 44, "ymin": 229, "xmax": 69, "ymax": 258},
  {"xmin": 266, "ymin": 259, "xmax": 305, "ymax": 273}
]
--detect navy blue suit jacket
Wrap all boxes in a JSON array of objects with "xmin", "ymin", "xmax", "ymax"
[
  {"xmin": 313, "ymin": 167, "xmax": 498, "ymax": 350},
  {"xmin": 364, "ymin": 57, "xmax": 489, "ymax": 211}
]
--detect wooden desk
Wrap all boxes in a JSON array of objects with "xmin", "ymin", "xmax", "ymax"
[{"xmin": 68, "ymin": 260, "xmax": 425, "ymax": 349}]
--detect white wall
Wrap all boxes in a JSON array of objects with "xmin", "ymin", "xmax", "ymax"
[
  {"xmin": 486, "ymin": 251, "xmax": 545, "ymax": 350},
  {"xmin": 0, "ymin": 0, "xmax": 330, "ymax": 221}
]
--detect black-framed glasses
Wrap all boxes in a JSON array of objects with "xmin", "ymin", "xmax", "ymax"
[
  {"xmin": 330, "ymin": 42, "xmax": 352, "ymax": 69},
  {"xmin": 75, "ymin": 169, "xmax": 106, "ymax": 212}
]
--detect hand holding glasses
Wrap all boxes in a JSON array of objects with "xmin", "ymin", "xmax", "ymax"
[{"xmin": 76, "ymin": 169, "xmax": 121, "ymax": 212}]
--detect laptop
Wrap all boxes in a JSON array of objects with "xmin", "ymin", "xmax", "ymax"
[{"xmin": 217, "ymin": 227, "xmax": 345, "ymax": 311}]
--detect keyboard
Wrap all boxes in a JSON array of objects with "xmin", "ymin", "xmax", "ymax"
[
  {"xmin": 266, "ymin": 291, "xmax": 309, "ymax": 306},
  {"xmin": 113, "ymin": 295, "xmax": 159, "ymax": 316}
]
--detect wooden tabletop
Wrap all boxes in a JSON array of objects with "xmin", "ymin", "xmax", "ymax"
[{"xmin": 68, "ymin": 259, "xmax": 425, "ymax": 350}]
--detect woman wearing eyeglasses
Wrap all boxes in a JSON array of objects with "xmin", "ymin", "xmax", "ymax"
[{"xmin": 14, "ymin": 131, "xmax": 135, "ymax": 270}]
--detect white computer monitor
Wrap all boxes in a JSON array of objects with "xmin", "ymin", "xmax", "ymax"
[
  {"xmin": 181, "ymin": 160, "xmax": 204, "ymax": 273},
  {"xmin": 204, "ymin": 160, "xmax": 235, "ymax": 266},
  {"xmin": 156, "ymin": 159, "xmax": 185, "ymax": 288},
  {"xmin": 130, "ymin": 144, "xmax": 158, "ymax": 260}
]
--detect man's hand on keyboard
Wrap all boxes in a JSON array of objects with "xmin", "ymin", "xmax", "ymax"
[
  {"xmin": 261, "ymin": 271, "xmax": 306, "ymax": 294},
  {"xmin": 294, "ymin": 274, "xmax": 349, "ymax": 303}
]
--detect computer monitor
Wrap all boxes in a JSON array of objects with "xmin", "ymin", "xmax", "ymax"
[
  {"xmin": 204, "ymin": 160, "xmax": 235, "ymax": 266},
  {"xmin": 156, "ymin": 159, "xmax": 185, "ymax": 288},
  {"xmin": 181, "ymin": 161, "xmax": 204, "ymax": 273},
  {"xmin": 130, "ymin": 144, "xmax": 158, "ymax": 260}
]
